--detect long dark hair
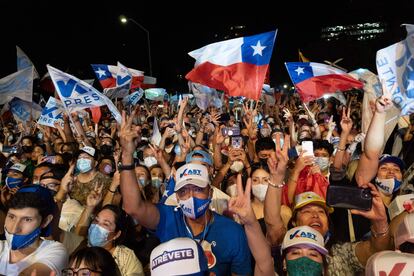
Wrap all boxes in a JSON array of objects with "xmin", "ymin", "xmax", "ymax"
[
  {"xmin": 99, "ymin": 204, "xmax": 133, "ymax": 246},
  {"xmin": 69, "ymin": 246, "xmax": 121, "ymax": 276}
]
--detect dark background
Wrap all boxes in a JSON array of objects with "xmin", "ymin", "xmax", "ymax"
[{"xmin": 0, "ymin": 0, "xmax": 413, "ymax": 93}]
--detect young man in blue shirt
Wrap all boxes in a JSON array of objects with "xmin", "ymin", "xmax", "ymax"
[{"xmin": 119, "ymin": 111, "xmax": 251, "ymax": 276}]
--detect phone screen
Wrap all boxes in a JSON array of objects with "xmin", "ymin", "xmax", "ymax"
[
  {"xmin": 231, "ymin": 137, "xmax": 242, "ymax": 149},
  {"xmin": 301, "ymin": 141, "xmax": 314, "ymax": 156}
]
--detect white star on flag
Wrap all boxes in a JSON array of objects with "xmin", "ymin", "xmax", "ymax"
[
  {"xmin": 295, "ymin": 67, "xmax": 305, "ymax": 75},
  {"xmin": 251, "ymin": 41, "xmax": 266, "ymax": 56},
  {"xmin": 95, "ymin": 68, "xmax": 106, "ymax": 78}
]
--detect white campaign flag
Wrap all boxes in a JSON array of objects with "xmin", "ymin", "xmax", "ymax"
[
  {"xmin": 0, "ymin": 67, "xmax": 33, "ymax": 104},
  {"xmin": 47, "ymin": 65, "xmax": 122, "ymax": 124},
  {"xmin": 151, "ymin": 116, "xmax": 162, "ymax": 146},
  {"xmin": 38, "ymin": 97, "xmax": 65, "ymax": 128},
  {"xmin": 16, "ymin": 46, "xmax": 40, "ymax": 79},
  {"xmin": 9, "ymin": 97, "xmax": 42, "ymax": 122},
  {"xmin": 376, "ymin": 24, "xmax": 414, "ymax": 115}
]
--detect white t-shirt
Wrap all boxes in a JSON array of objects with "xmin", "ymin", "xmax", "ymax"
[{"xmin": 0, "ymin": 238, "xmax": 68, "ymax": 276}]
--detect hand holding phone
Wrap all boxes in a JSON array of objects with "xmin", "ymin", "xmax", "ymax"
[
  {"xmin": 301, "ymin": 141, "xmax": 314, "ymax": 157},
  {"xmin": 326, "ymin": 185, "xmax": 372, "ymax": 211},
  {"xmin": 231, "ymin": 136, "xmax": 242, "ymax": 149}
]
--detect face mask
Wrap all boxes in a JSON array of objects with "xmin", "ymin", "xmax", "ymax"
[
  {"xmin": 37, "ymin": 132, "xmax": 43, "ymax": 141},
  {"xmin": 151, "ymin": 177, "xmax": 162, "ymax": 188},
  {"xmin": 7, "ymin": 135, "xmax": 13, "ymax": 142},
  {"xmin": 5, "ymin": 227, "xmax": 41, "ymax": 250},
  {"xmin": 76, "ymin": 158, "xmax": 93, "ymax": 173},
  {"xmin": 104, "ymin": 122, "xmax": 110, "ymax": 128},
  {"xmin": 252, "ymin": 184, "xmax": 268, "ymax": 202},
  {"xmin": 230, "ymin": 161, "xmax": 244, "ymax": 173},
  {"xmin": 103, "ymin": 164, "xmax": 113, "ymax": 174},
  {"xmin": 88, "ymin": 223, "xmax": 111, "ymax": 247},
  {"xmin": 179, "ymin": 196, "xmax": 211, "ymax": 219},
  {"xmin": 260, "ymin": 128, "xmax": 271, "ymax": 137},
  {"xmin": 314, "ymin": 157, "xmax": 330, "ymax": 171},
  {"xmin": 138, "ymin": 177, "xmax": 147, "ymax": 187},
  {"xmin": 226, "ymin": 184, "xmax": 238, "ymax": 197},
  {"xmin": 141, "ymin": 128, "xmax": 149, "ymax": 136},
  {"xmin": 61, "ymin": 152, "xmax": 73, "ymax": 162},
  {"xmin": 100, "ymin": 145, "xmax": 114, "ymax": 156},
  {"xmin": 22, "ymin": 146, "xmax": 33, "ymax": 153},
  {"xmin": 375, "ymin": 177, "xmax": 402, "ymax": 196},
  {"xmin": 286, "ymin": 257, "xmax": 323, "ymax": 276},
  {"xmin": 5, "ymin": 177, "xmax": 24, "ymax": 189},
  {"xmin": 144, "ymin": 156, "xmax": 157, "ymax": 168},
  {"xmin": 174, "ymin": 144, "xmax": 181, "ymax": 155}
]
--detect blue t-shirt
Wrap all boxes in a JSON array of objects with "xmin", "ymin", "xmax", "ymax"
[{"xmin": 155, "ymin": 204, "xmax": 252, "ymax": 276}]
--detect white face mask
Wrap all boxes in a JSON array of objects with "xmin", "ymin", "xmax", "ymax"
[
  {"xmin": 314, "ymin": 157, "xmax": 330, "ymax": 171},
  {"xmin": 252, "ymin": 184, "xmax": 268, "ymax": 202},
  {"xmin": 375, "ymin": 177, "xmax": 402, "ymax": 196},
  {"xmin": 260, "ymin": 128, "xmax": 271, "ymax": 137},
  {"xmin": 230, "ymin": 161, "xmax": 244, "ymax": 173},
  {"xmin": 226, "ymin": 184, "xmax": 238, "ymax": 197},
  {"xmin": 144, "ymin": 156, "xmax": 157, "ymax": 168}
]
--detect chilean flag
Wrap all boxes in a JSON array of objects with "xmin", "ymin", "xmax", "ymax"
[
  {"xmin": 91, "ymin": 64, "xmax": 144, "ymax": 89},
  {"xmin": 186, "ymin": 30, "xmax": 277, "ymax": 100},
  {"xmin": 285, "ymin": 62, "xmax": 363, "ymax": 103}
]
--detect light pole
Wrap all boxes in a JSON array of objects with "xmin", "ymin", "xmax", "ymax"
[{"xmin": 119, "ymin": 15, "xmax": 153, "ymax": 76}]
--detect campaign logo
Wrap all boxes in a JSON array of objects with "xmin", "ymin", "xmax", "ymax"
[
  {"xmin": 201, "ymin": 240, "xmax": 217, "ymax": 269},
  {"xmin": 151, "ymin": 248, "xmax": 194, "ymax": 269},
  {"xmin": 179, "ymin": 168, "xmax": 202, "ymax": 178},
  {"xmin": 289, "ymin": 230, "xmax": 317, "ymax": 241}
]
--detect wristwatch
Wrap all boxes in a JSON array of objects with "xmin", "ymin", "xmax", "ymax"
[{"xmin": 117, "ymin": 162, "xmax": 135, "ymax": 171}]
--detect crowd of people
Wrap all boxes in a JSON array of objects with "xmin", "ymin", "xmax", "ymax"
[{"xmin": 0, "ymin": 86, "xmax": 413, "ymax": 276}]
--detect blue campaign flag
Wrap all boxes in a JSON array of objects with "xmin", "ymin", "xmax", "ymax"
[
  {"xmin": 16, "ymin": 46, "xmax": 39, "ymax": 79},
  {"xmin": 9, "ymin": 97, "xmax": 42, "ymax": 122},
  {"xmin": 0, "ymin": 67, "xmax": 33, "ymax": 105}
]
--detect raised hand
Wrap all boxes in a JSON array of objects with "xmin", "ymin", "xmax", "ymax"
[
  {"xmin": 340, "ymin": 107, "xmax": 353, "ymax": 134},
  {"xmin": 60, "ymin": 163, "xmax": 76, "ymax": 193},
  {"xmin": 376, "ymin": 81, "xmax": 395, "ymax": 113},
  {"xmin": 268, "ymin": 133, "xmax": 290, "ymax": 177},
  {"xmin": 86, "ymin": 183, "xmax": 103, "ymax": 208},
  {"xmin": 228, "ymin": 174, "xmax": 256, "ymax": 225},
  {"xmin": 327, "ymin": 115, "xmax": 336, "ymax": 132},
  {"xmin": 119, "ymin": 110, "xmax": 138, "ymax": 154},
  {"xmin": 351, "ymin": 183, "xmax": 387, "ymax": 223},
  {"xmin": 148, "ymin": 144, "xmax": 164, "ymax": 162}
]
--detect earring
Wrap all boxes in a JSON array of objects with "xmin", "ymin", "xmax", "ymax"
[{"xmin": 283, "ymin": 266, "xmax": 287, "ymax": 271}]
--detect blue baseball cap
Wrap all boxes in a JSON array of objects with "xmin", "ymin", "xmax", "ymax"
[
  {"xmin": 186, "ymin": 150, "xmax": 213, "ymax": 167},
  {"xmin": 379, "ymin": 154, "xmax": 406, "ymax": 171}
]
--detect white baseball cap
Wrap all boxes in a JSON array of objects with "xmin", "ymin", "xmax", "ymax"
[
  {"xmin": 150, "ymin": 237, "xmax": 208, "ymax": 276},
  {"xmin": 80, "ymin": 146, "xmax": 96, "ymax": 158},
  {"xmin": 282, "ymin": 226, "xmax": 328, "ymax": 255},
  {"xmin": 175, "ymin": 163, "xmax": 210, "ymax": 192},
  {"xmin": 9, "ymin": 163, "xmax": 27, "ymax": 173},
  {"xmin": 365, "ymin": 250, "xmax": 414, "ymax": 276}
]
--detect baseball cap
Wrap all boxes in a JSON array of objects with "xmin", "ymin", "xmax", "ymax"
[
  {"xmin": 394, "ymin": 212, "xmax": 414, "ymax": 249},
  {"xmin": 186, "ymin": 150, "xmax": 213, "ymax": 167},
  {"xmin": 365, "ymin": 250, "xmax": 414, "ymax": 276},
  {"xmin": 9, "ymin": 163, "xmax": 27, "ymax": 174},
  {"xmin": 175, "ymin": 163, "xmax": 209, "ymax": 192},
  {"xmin": 282, "ymin": 226, "xmax": 328, "ymax": 256},
  {"xmin": 80, "ymin": 146, "xmax": 96, "ymax": 158},
  {"xmin": 379, "ymin": 154, "xmax": 406, "ymax": 171},
  {"xmin": 293, "ymin": 192, "xmax": 334, "ymax": 214},
  {"xmin": 150, "ymin": 237, "xmax": 208, "ymax": 276}
]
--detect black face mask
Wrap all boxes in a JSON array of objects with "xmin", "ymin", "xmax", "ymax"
[
  {"xmin": 100, "ymin": 145, "xmax": 114, "ymax": 156},
  {"xmin": 22, "ymin": 146, "xmax": 33, "ymax": 153},
  {"xmin": 141, "ymin": 128, "xmax": 149, "ymax": 136},
  {"xmin": 61, "ymin": 152, "xmax": 74, "ymax": 162}
]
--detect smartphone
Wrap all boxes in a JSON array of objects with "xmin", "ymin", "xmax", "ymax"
[
  {"xmin": 301, "ymin": 141, "xmax": 314, "ymax": 156},
  {"xmin": 326, "ymin": 185, "xmax": 372, "ymax": 211},
  {"xmin": 44, "ymin": 156, "xmax": 56, "ymax": 164},
  {"xmin": 231, "ymin": 136, "xmax": 242, "ymax": 149},
  {"xmin": 222, "ymin": 127, "xmax": 240, "ymax": 137},
  {"xmin": 2, "ymin": 145, "xmax": 18, "ymax": 154}
]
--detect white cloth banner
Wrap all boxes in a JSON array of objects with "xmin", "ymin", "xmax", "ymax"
[{"xmin": 38, "ymin": 97, "xmax": 65, "ymax": 128}]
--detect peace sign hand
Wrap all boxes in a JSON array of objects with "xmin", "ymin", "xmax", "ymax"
[
  {"xmin": 376, "ymin": 80, "xmax": 395, "ymax": 113},
  {"xmin": 119, "ymin": 110, "xmax": 138, "ymax": 154},
  {"xmin": 228, "ymin": 174, "xmax": 256, "ymax": 225}
]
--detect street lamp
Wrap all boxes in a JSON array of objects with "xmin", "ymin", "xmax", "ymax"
[{"xmin": 119, "ymin": 15, "xmax": 153, "ymax": 76}]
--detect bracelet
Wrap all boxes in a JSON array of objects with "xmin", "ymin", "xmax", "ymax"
[
  {"xmin": 108, "ymin": 189, "xmax": 117, "ymax": 193},
  {"xmin": 337, "ymin": 147, "xmax": 346, "ymax": 152},
  {"xmin": 267, "ymin": 180, "xmax": 285, "ymax": 188},
  {"xmin": 371, "ymin": 224, "xmax": 389, "ymax": 238}
]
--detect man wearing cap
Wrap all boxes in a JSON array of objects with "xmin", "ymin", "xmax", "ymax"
[
  {"xmin": 120, "ymin": 111, "xmax": 251, "ymax": 275},
  {"xmin": 0, "ymin": 185, "xmax": 68, "ymax": 275},
  {"xmin": 69, "ymin": 146, "xmax": 111, "ymax": 206},
  {"xmin": 1, "ymin": 163, "xmax": 29, "ymax": 206}
]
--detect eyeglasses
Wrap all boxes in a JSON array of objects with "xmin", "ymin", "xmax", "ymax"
[
  {"xmin": 62, "ymin": 268, "xmax": 102, "ymax": 276},
  {"xmin": 176, "ymin": 185, "xmax": 207, "ymax": 197}
]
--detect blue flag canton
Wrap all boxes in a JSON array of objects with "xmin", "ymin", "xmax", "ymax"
[
  {"xmin": 241, "ymin": 30, "xmax": 276, "ymax": 66},
  {"xmin": 285, "ymin": 62, "xmax": 314, "ymax": 84},
  {"xmin": 91, "ymin": 64, "xmax": 112, "ymax": 80}
]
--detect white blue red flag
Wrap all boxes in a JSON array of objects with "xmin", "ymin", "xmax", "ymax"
[
  {"xmin": 91, "ymin": 64, "xmax": 144, "ymax": 90},
  {"xmin": 376, "ymin": 24, "xmax": 414, "ymax": 115},
  {"xmin": 285, "ymin": 62, "xmax": 363, "ymax": 103},
  {"xmin": 186, "ymin": 30, "xmax": 277, "ymax": 100},
  {"xmin": 47, "ymin": 65, "xmax": 122, "ymax": 124},
  {"xmin": 103, "ymin": 62, "xmax": 132, "ymax": 99},
  {"xmin": 16, "ymin": 46, "xmax": 39, "ymax": 79}
]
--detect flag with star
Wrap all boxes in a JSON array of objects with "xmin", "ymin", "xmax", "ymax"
[
  {"xmin": 285, "ymin": 62, "xmax": 363, "ymax": 103},
  {"xmin": 91, "ymin": 64, "xmax": 144, "ymax": 90},
  {"xmin": 186, "ymin": 30, "xmax": 277, "ymax": 100}
]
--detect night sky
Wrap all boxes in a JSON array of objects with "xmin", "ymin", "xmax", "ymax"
[{"xmin": 0, "ymin": 1, "xmax": 412, "ymax": 93}]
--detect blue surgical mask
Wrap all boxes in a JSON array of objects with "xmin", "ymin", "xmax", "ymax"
[
  {"xmin": 5, "ymin": 227, "xmax": 42, "ymax": 250},
  {"xmin": 88, "ymin": 223, "xmax": 111, "ymax": 247},
  {"xmin": 5, "ymin": 177, "xmax": 24, "ymax": 189},
  {"xmin": 314, "ymin": 157, "xmax": 330, "ymax": 171},
  {"xmin": 151, "ymin": 177, "xmax": 162, "ymax": 189},
  {"xmin": 286, "ymin": 257, "xmax": 323, "ymax": 276},
  {"xmin": 179, "ymin": 196, "xmax": 211, "ymax": 219},
  {"xmin": 138, "ymin": 177, "xmax": 147, "ymax": 187},
  {"xmin": 76, "ymin": 158, "xmax": 93, "ymax": 173}
]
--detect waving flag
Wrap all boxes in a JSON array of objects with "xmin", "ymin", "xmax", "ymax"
[
  {"xmin": 9, "ymin": 97, "xmax": 42, "ymax": 122},
  {"xmin": 38, "ymin": 97, "xmax": 65, "ymax": 128},
  {"xmin": 186, "ymin": 30, "xmax": 277, "ymax": 100},
  {"xmin": 189, "ymin": 82, "xmax": 222, "ymax": 110},
  {"xmin": 103, "ymin": 62, "xmax": 132, "ymax": 99},
  {"xmin": 16, "ymin": 46, "xmax": 40, "ymax": 79},
  {"xmin": 0, "ymin": 67, "xmax": 34, "ymax": 104},
  {"xmin": 123, "ymin": 88, "xmax": 144, "ymax": 106},
  {"xmin": 47, "ymin": 65, "xmax": 122, "ymax": 124},
  {"xmin": 285, "ymin": 62, "xmax": 363, "ymax": 103},
  {"xmin": 91, "ymin": 64, "xmax": 144, "ymax": 89},
  {"xmin": 376, "ymin": 24, "xmax": 414, "ymax": 115},
  {"xmin": 145, "ymin": 88, "xmax": 166, "ymax": 101}
]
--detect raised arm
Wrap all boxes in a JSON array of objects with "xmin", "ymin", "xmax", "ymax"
[
  {"xmin": 119, "ymin": 110, "xmax": 160, "ymax": 230},
  {"xmin": 355, "ymin": 82, "xmax": 394, "ymax": 186},
  {"xmin": 333, "ymin": 107, "xmax": 353, "ymax": 169}
]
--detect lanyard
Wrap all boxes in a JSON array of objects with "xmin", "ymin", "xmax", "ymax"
[{"xmin": 182, "ymin": 212, "xmax": 212, "ymax": 244}]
